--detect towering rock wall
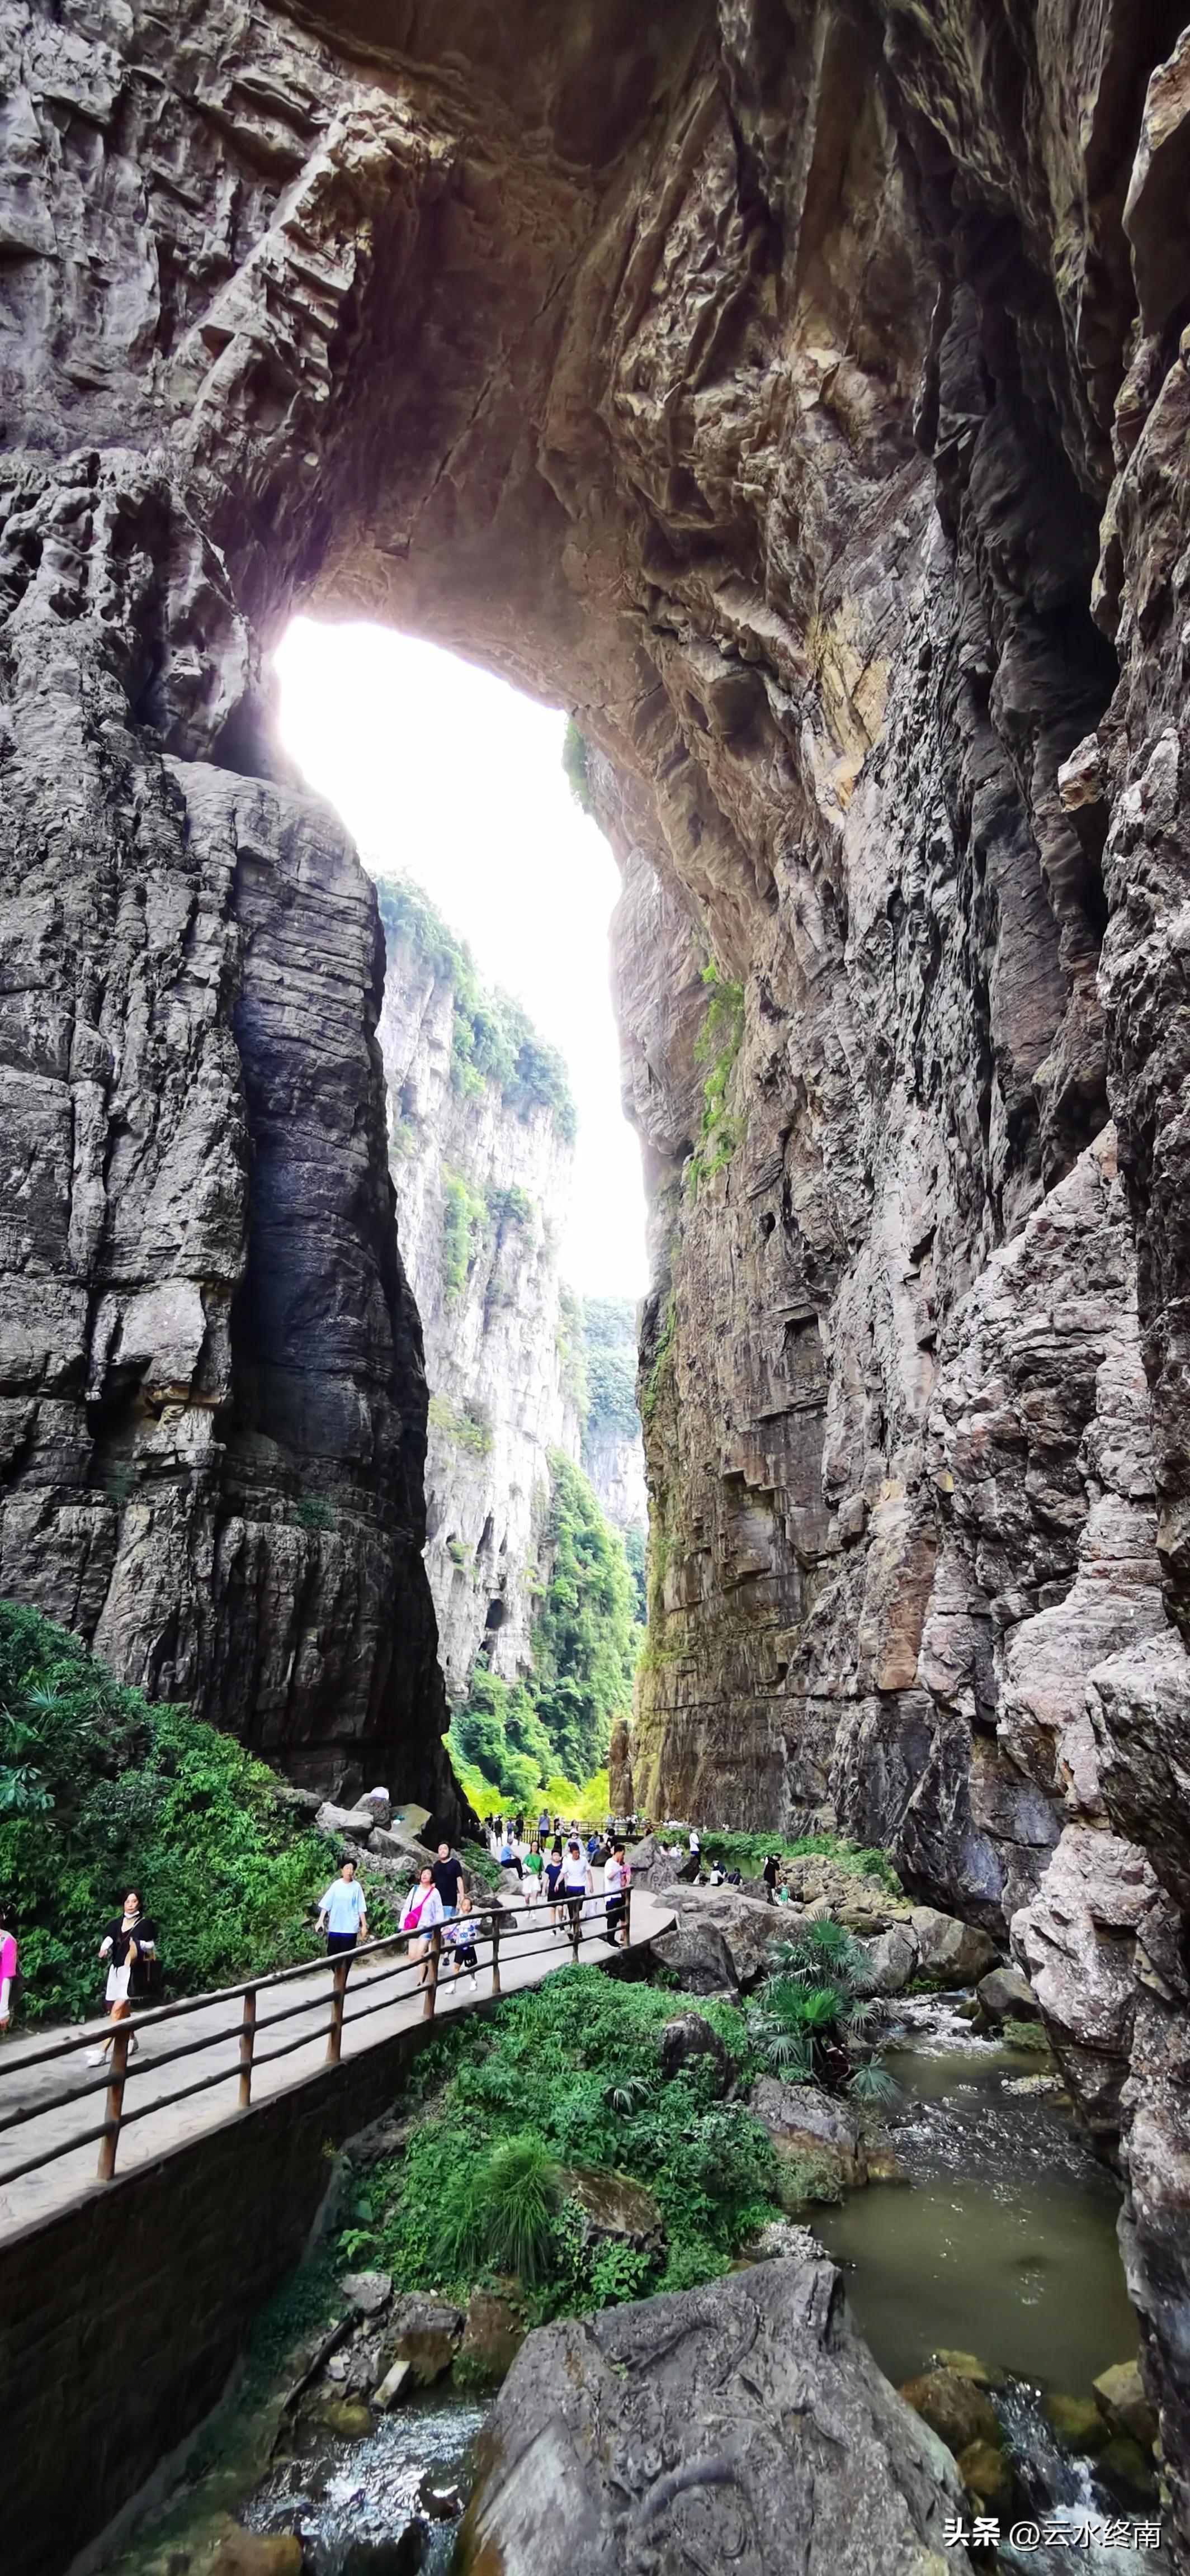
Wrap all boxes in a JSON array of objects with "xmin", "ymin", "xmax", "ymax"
[
  {"xmin": 374, "ymin": 877, "xmax": 580, "ymax": 1699},
  {"xmin": 579, "ymin": 1297, "xmax": 648, "ymax": 1541},
  {"xmin": 3, "ymin": 0, "xmax": 1190, "ymax": 2526}
]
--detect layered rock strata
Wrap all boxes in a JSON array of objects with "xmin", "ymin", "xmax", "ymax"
[
  {"xmin": 2, "ymin": 0, "xmax": 1190, "ymax": 2532},
  {"xmin": 375, "ymin": 882, "xmax": 580, "ymax": 1696}
]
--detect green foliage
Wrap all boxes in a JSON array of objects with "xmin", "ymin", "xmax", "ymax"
[
  {"xmin": 361, "ymin": 1967, "xmax": 778, "ymax": 2321},
  {"xmin": 580, "ymin": 1296, "xmax": 641, "ymax": 1440},
  {"xmin": 441, "ymin": 1167, "xmax": 489, "ymax": 1307},
  {"xmin": 748, "ymin": 1920, "xmax": 897, "ymax": 2104},
  {"xmin": 487, "ymin": 1183, "xmax": 535, "ymax": 1230},
  {"xmin": 562, "ymin": 717, "xmax": 592, "ymax": 816},
  {"xmin": 428, "ymin": 1390, "xmax": 494, "ymax": 1459},
  {"xmin": 1003, "ymin": 2016, "xmax": 1051, "ymax": 2053},
  {"xmin": 0, "ymin": 1600, "xmax": 332, "ymax": 2021},
  {"xmin": 435, "ymin": 2133, "xmax": 561, "ymax": 2284},
  {"xmin": 376, "ymin": 874, "xmax": 575, "ymax": 1142},
  {"xmin": 687, "ymin": 963, "xmax": 746, "ymax": 1198},
  {"xmin": 640, "ymin": 1295, "xmax": 676, "ymax": 1426},
  {"xmin": 623, "ymin": 1524, "xmax": 647, "ymax": 1621},
  {"xmin": 531, "ymin": 1453, "xmax": 639, "ymax": 1782},
  {"xmin": 292, "ymin": 1493, "xmax": 336, "ymax": 1532},
  {"xmin": 446, "ymin": 1456, "xmax": 640, "ymax": 1802},
  {"xmin": 778, "ymin": 2151, "xmax": 844, "ymax": 2208},
  {"xmin": 700, "ymin": 1827, "xmax": 901, "ymax": 1894},
  {"xmin": 556, "ymin": 1284, "xmax": 590, "ymax": 1426}
]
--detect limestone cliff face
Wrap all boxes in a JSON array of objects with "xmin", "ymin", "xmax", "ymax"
[
  {"xmin": 4, "ymin": 0, "xmax": 1190, "ymax": 2525},
  {"xmin": 579, "ymin": 1298, "xmax": 647, "ymax": 1541},
  {"xmin": 374, "ymin": 883, "xmax": 580, "ymax": 1699}
]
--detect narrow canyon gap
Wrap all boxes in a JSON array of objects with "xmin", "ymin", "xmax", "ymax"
[{"xmin": 4, "ymin": 0, "xmax": 1190, "ymax": 2545}]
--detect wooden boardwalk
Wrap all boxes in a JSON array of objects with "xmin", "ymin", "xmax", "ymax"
[{"xmin": 0, "ymin": 1890, "xmax": 673, "ymax": 2242}]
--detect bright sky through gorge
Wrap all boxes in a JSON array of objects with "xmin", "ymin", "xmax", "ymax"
[{"xmin": 275, "ymin": 619, "xmax": 649, "ymax": 1299}]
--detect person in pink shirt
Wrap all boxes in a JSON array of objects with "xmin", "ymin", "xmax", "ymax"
[{"xmin": 0, "ymin": 1914, "xmax": 18, "ymax": 2029}]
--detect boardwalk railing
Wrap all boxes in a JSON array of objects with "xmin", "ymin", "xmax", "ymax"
[{"xmin": 0, "ymin": 1886, "xmax": 632, "ymax": 2192}]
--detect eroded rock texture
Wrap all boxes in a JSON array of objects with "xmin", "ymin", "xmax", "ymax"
[{"xmin": 4, "ymin": 0, "xmax": 1190, "ymax": 2536}]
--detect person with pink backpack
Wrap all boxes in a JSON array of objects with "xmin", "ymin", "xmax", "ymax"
[{"xmin": 399, "ymin": 1865, "xmax": 445, "ymax": 1986}]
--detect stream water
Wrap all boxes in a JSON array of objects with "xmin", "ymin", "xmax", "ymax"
[{"xmin": 124, "ymin": 1993, "xmax": 1167, "ymax": 2573}]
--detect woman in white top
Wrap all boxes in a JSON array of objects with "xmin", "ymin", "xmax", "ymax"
[
  {"xmin": 560, "ymin": 1840, "xmax": 594, "ymax": 1940},
  {"xmin": 399, "ymin": 1867, "xmax": 445, "ymax": 1985}
]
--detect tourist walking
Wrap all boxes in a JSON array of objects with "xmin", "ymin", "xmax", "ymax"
[
  {"xmin": 317, "ymin": 1857, "xmax": 368, "ymax": 1955},
  {"xmin": 400, "ymin": 1866, "xmax": 444, "ymax": 1985},
  {"xmin": 0, "ymin": 1912, "xmax": 17, "ymax": 2030},
  {"xmin": 525, "ymin": 1842, "xmax": 544, "ymax": 1901},
  {"xmin": 537, "ymin": 1807, "xmax": 549, "ymax": 1846},
  {"xmin": 445, "ymin": 1892, "xmax": 480, "ymax": 1988},
  {"xmin": 86, "ymin": 1891, "xmax": 158, "ymax": 2064},
  {"xmin": 431, "ymin": 1842, "xmax": 465, "ymax": 1919},
  {"xmin": 544, "ymin": 1837, "xmax": 565, "ymax": 1930},
  {"xmin": 561, "ymin": 1838, "xmax": 594, "ymax": 1940},
  {"xmin": 603, "ymin": 1843, "xmax": 631, "ymax": 1947},
  {"xmin": 762, "ymin": 1852, "xmax": 781, "ymax": 1902}
]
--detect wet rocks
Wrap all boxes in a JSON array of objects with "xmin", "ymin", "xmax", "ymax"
[
  {"xmin": 460, "ymin": 2255, "xmax": 975, "ymax": 2574},
  {"xmin": 564, "ymin": 2168, "xmax": 664, "ymax": 2253},
  {"xmin": 384, "ymin": 2295, "xmax": 464, "ymax": 2386},
  {"xmin": 1094, "ymin": 2360, "xmax": 1158, "ymax": 2451},
  {"xmin": 910, "ymin": 1911, "xmax": 998, "ymax": 1986},
  {"xmin": 340, "ymin": 2271, "xmax": 393, "ymax": 2318},
  {"xmin": 975, "ymin": 1968, "xmax": 1040, "ymax": 2028},
  {"xmin": 748, "ymin": 2078, "xmax": 867, "ymax": 2188},
  {"xmin": 899, "ymin": 2367, "xmax": 1002, "ymax": 2458},
  {"xmin": 456, "ymin": 2290, "xmax": 525, "ymax": 2386},
  {"xmin": 207, "ymin": 2531, "xmax": 303, "ymax": 2576},
  {"xmin": 862, "ymin": 1926, "xmax": 919, "ymax": 1996},
  {"xmin": 659, "ymin": 2012, "xmax": 730, "ymax": 2089}
]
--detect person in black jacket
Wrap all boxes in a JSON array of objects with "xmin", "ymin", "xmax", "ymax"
[{"xmin": 86, "ymin": 1892, "xmax": 157, "ymax": 2064}]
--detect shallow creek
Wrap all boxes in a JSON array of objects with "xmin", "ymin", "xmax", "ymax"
[
  {"xmin": 816, "ymin": 1996, "xmax": 1167, "ymax": 2573},
  {"xmin": 121, "ymin": 1995, "xmax": 1167, "ymax": 2574}
]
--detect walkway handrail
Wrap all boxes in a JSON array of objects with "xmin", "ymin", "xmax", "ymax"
[{"xmin": 0, "ymin": 1884, "xmax": 632, "ymax": 2193}]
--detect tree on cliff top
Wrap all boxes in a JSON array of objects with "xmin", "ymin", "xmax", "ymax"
[{"xmin": 375, "ymin": 872, "xmax": 576, "ymax": 1143}]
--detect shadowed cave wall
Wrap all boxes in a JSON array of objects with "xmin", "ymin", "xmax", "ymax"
[{"xmin": 4, "ymin": 0, "xmax": 1190, "ymax": 2537}]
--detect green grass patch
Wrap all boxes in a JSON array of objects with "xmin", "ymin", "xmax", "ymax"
[
  {"xmin": 699, "ymin": 1828, "xmax": 901, "ymax": 1893},
  {"xmin": 338, "ymin": 1966, "xmax": 777, "ymax": 2322}
]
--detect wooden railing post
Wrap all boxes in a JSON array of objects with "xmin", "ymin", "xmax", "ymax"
[
  {"xmin": 327, "ymin": 1955, "xmax": 349, "ymax": 2064},
  {"xmin": 96, "ymin": 2025, "xmax": 130, "ymax": 2182},
  {"xmin": 422, "ymin": 1929, "xmax": 441, "ymax": 2020},
  {"xmin": 491, "ymin": 1910, "xmax": 502, "ymax": 1997},
  {"xmin": 570, "ymin": 1897, "xmax": 582, "ymax": 1961},
  {"xmin": 238, "ymin": 1986, "xmax": 257, "ymax": 2108},
  {"xmin": 622, "ymin": 1885, "xmax": 632, "ymax": 1948}
]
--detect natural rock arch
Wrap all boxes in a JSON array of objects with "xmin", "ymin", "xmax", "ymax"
[{"xmin": 6, "ymin": 0, "xmax": 1190, "ymax": 2523}]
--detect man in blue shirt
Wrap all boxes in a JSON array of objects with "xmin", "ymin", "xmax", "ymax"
[{"xmin": 317, "ymin": 1858, "xmax": 369, "ymax": 1954}]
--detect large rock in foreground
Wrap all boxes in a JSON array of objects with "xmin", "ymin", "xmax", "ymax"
[{"xmin": 458, "ymin": 2256, "xmax": 972, "ymax": 2575}]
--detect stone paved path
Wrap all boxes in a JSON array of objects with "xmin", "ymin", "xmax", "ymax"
[{"xmin": 0, "ymin": 1890, "xmax": 673, "ymax": 2239}]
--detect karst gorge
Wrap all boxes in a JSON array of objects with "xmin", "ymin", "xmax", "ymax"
[{"xmin": 6, "ymin": 0, "xmax": 1190, "ymax": 2568}]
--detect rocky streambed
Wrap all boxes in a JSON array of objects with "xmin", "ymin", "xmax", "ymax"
[{"xmin": 115, "ymin": 1964, "xmax": 1167, "ymax": 2576}]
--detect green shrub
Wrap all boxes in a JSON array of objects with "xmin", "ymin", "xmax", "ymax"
[
  {"xmin": 1003, "ymin": 2016, "xmax": 1051, "ymax": 2053},
  {"xmin": 435, "ymin": 2134, "xmax": 561, "ymax": 2285},
  {"xmin": 429, "ymin": 1391, "xmax": 494, "ymax": 1458},
  {"xmin": 292, "ymin": 1493, "xmax": 336, "ymax": 1532},
  {"xmin": 376, "ymin": 874, "xmax": 575, "ymax": 1144},
  {"xmin": 365, "ymin": 1966, "xmax": 778, "ymax": 2322},
  {"xmin": 700, "ymin": 1828, "xmax": 901, "ymax": 1894},
  {"xmin": 562, "ymin": 717, "xmax": 592, "ymax": 815},
  {"xmin": 0, "ymin": 1600, "xmax": 332, "ymax": 2020},
  {"xmin": 441, "ymin": 1168, "xmax": 489, "ymax": 1306}
]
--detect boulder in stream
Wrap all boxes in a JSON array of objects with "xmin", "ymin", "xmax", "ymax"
[
  {"xmin": 898, "ymin": 2366, "xmax": 1002, "ymax": 2456},
  {"xmin": 862, "ymin": 1924, "xmax": 918, "ymax": 1993},
  {"xmin": 456, "ymin": 2288, "xmax": 525, "ymax": 2384},
  {"xmin": 975, "ymin": 1965, "xmax": 1039, "ymax": 2026},
  {"xmin": 1093, "ymin": 2359, "xmax": 1158, "ymax": 2450},
  {"xmin": 909, "ymin": 1908, "xmax": 998, "ymax": 1983},
  {"xmin": 748, "ymin": 2076, "xmax": 867, "ymax": 2186},
  {"xmin": 207, "ymin": 2530, "xmax": 303, "ymax": 2576},
  {"xmin": 457, "ymin": 2255, "xmax": 975, "ymax": 2574}
]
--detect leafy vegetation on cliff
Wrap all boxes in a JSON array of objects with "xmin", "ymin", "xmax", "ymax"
[
  {"xmin": 561, "ymin": 716, "xmax": 592, "ymax": 816},
  {"xmin": 582, "ymin": 1296, "xmax": 640, "ymax": 1439},
  {"xmin": 376, "ymin": 873, "xmax": 576, "ymax": 1143},
  {"xmin": 446, "ymin": 1452, "xmax": 640, "ymax": 1803},
  {"xmin": 0, "ymin": 1601, "xmax": 332, "ymax": 2021},
  {"xmin": 339, "ymin": 1965, "xmax": 780, "ymax": 2318}
]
